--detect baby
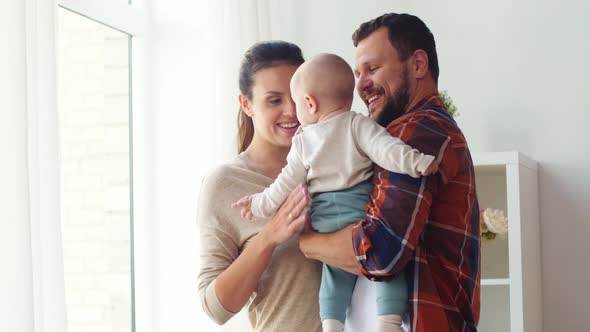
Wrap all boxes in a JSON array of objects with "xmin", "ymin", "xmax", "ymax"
[{"xmin": 233, "ymin": 53, "xmax": 437, "ymax": 332}]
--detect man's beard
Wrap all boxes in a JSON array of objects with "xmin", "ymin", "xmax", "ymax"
[{"xmin": 375, "ymin": 67, "xmax": 410, "ymax": 127}]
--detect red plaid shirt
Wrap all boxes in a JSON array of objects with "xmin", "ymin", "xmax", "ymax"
[{"xmin": 352, "ymin": 95, "xmax": 481, "ymax": 332}]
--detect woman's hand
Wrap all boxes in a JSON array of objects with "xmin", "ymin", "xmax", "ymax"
[
  {"xmin": 259, "ymin": 184, "xmax": 310, "ymax": 247},
  {"xmin": 214, "ymin": 184, "xmax": 310, "ymax": 313}
]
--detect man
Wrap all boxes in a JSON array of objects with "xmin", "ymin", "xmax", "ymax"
[{"xmin": 299, "ymin": 13, "xmax": 481, "ymax": 332}]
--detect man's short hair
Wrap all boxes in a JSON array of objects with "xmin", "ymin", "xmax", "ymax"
[{"xmin": 352, "ymin": 13, "xmax": 439, "ymax": 84}]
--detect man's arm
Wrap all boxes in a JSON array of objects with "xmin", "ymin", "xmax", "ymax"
[
  {"xmin": 300, "ymin": 111, "xmax": 463, "ymax": 279},
  {"xmin": 299, "ymin": 224, "xmax": 362, "ymax": 275},
  {"xmin": 353, "ymin": 112, "xmax": 463, "ymax": 279}
]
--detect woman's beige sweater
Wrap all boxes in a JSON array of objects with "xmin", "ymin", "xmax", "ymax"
[{"xmin": 197, "ymin": 153, "xmax": 322, "ymax": 332}]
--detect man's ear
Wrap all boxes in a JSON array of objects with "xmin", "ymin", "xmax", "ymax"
[
  {"xmin": 411, "ymin": 49, "xmax": 430, "ymax": 80},
  {"xmin": 238, "ymin": 95, "xmax": 253, "ymax": 117},
  {"xmin": 304, "ymin": 94, "xmax": 319, "ymax": 114}
]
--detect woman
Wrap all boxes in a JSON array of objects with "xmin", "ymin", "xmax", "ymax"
[{"xmin": 197, "ymin": 41, "xmax": 322, "ymax": 332}]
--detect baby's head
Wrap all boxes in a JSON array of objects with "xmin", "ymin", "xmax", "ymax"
[{"xmin": 290, "ymin": 53, "xmax": 355, "ymax": 125}]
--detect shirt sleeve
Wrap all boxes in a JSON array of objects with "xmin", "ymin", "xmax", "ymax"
[
  {"xmin": 352, "ymin": 113, "xmax": 464, "ymax": 280},
  {"xmin": 250, "ymin": 136, "xmax": 308, "ymax": 218},
  {"xmin": 352, "ymin": 114, "xmax": 435, "ymax": 178},
  {"xmin": 197, "ymin": 170, "xmax": 240, "ymax": 325}
]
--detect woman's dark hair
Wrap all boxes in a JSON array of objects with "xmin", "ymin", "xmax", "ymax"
[
  {"xmin": 237, "ymin": 41, "xmax": 304, "ymax": 153},
  {"xmin": 352, "ymin": 13, "xmax": 439, "ymax": 84}
]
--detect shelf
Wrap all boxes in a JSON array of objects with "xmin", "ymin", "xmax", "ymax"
[
  {"xmin": 479, "ymin": 285, "xmax": 511, "ymax": 332},
  {"xmin": 473, "ymin": 151, "xmax": 542, "ymax": 332},
  {"xmin": 481, "ymin": 236, "xmax": 510, "ymax": 280},
  {"xmin": 472, "ymin": 151, "xmax": 538, "ymax": 171},
  {"xmin": 475, "ymin": 164, "xmax": 510, "ymax": 280},
  {"xmin": 481, "ymin": 278, "xmax": 510, "ymax": 286}
]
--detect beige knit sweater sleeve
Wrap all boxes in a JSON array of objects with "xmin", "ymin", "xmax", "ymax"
[{"xmin": 197, "ymin": 165, "xmax": 244, "ymax": 325}]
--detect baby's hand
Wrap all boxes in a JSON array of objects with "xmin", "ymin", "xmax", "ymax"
[
  {"xmin": 422, "ymin": 159, "xmax": 439, "ymax": 176},
  {"xmin": 231, "ymin": 195, "xmax": 254, "ymax": 220}
]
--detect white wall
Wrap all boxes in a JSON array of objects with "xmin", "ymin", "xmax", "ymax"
[{"xmin": 264, "ymin": 0, "xmax": 590, "ymax": 330}]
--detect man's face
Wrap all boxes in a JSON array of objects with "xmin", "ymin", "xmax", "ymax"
[{"xmin": 354, "ymin": 27, "xmax": 411, "ymax": 127}]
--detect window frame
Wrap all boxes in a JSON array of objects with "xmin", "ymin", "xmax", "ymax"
[{"xmin": 58, "ymin": 0, "xmax": 146, "ymax": 35}]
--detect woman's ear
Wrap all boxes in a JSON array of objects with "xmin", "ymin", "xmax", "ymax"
[
  {"xmin": 239, "ymin": 95, "xmax": 254, "ymax": 117},
  {"xmin": 304, "ymin": 94, "xmax": 319, "ymax": 115}
]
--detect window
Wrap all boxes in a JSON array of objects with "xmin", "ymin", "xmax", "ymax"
[{"xmin": 57, "ymin": 1, "xmax": 144, "ymax": 331}]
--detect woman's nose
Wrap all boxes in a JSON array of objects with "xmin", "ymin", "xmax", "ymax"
[{"xmin": 284, "ymin": 99, "xmax": 296, "ymax": 116}]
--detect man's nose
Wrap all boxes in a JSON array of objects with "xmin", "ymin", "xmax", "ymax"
[{"xmin": 356, "ymin": 76, "xmax": 373, "ymax": 95}]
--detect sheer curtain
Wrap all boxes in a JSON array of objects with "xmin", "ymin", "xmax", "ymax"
[
  {"xmin": 145, "ymin": 1, "xmax": 273, "ymax": 331},
  {"xmin": 205, "ymin": 0, "xmax": 272, "ymax": 164},
  {"xmin": 0, "ymin": 0, "xmax": 67, "ymax": 331}
]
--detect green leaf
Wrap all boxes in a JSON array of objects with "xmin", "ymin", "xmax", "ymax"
[{"xmin": 439, "ymin": 90, "xmax": 460, "ymax": 118}]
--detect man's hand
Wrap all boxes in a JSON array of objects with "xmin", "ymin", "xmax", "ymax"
[{"xmin": 298, "ymin": 222, "xmax": 363, "ymax": 276}]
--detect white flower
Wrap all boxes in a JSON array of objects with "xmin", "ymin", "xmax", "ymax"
[{"xmin": 482, "ymin": 208, "xmax": 508, "ymax": 235}]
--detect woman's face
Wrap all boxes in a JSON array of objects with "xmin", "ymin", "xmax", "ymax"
[{"xmin": 245, "ymin": 64, "xmax": 299, "ymax": 150}]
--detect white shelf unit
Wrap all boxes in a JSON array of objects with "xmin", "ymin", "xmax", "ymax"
[{"xmin": 473, "ymin": 152, "xmax": 542, "ymax": 332}]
